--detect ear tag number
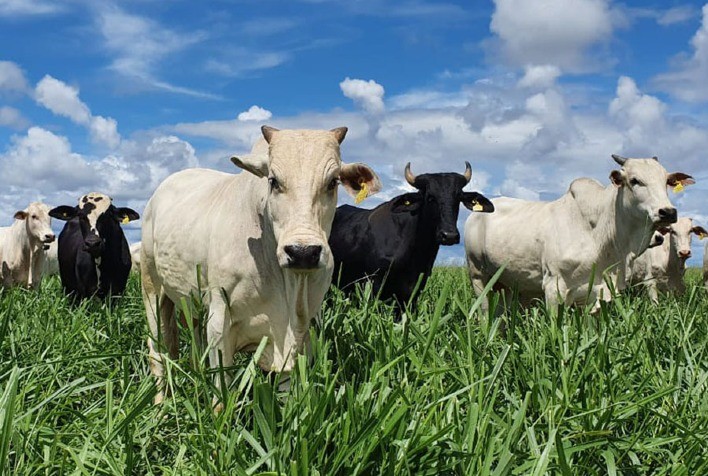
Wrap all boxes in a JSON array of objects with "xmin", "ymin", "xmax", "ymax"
[
  {"xmin": 673, "ymin": 183, "xmax": 684, "ymax": 193},
  {"xmin": 355, "ymin": 182, "xmax": 369, "ymax": 205}
]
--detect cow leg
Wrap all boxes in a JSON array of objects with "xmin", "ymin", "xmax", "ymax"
[
  {"xmin": 206, "ymin": 292, "xmax": 234, "ymax": 412},
  {"xmin": 142, "ymin": 269, "xmax": 178, "ymax": 405}
]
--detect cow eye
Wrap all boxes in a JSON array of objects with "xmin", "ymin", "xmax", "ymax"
[
  {"xmin": 268, "ymin": 177, "xmax": 281, "ymax": 192},
  {"xmin": 327, "ymin": 178, "xmax": 339, "ymax": 191},
  {"xmin": 31, "ymin": 215, "xmax": 38, "ymax": 220},
  {"xmin": 630, "ymin": 178, "xmax": 642, "ymax": 186}
]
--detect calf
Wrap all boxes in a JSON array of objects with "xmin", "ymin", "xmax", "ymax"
[
  {"xmin": 631, "ymin": 217, "xmax": 707, "ymax": 302},
  {"xmin": 49, "ymin": 193, "xmax": 139, "ymax": 300},
  {"xmin": 329, "ymin": 162, "xmax": 493, "ymax": 313},
  {"xmin": 0, "ymin": 202, "xmax": 55, "ymax": 288}
]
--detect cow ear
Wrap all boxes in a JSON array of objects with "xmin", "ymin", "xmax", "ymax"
[
  {"xmin": 461, "ymin": 192, "xmax": 494, "ymax": 213},
  {"xmin": 49, "ymin": 206, "xmax": 77, "ymax": 221},
  {"xmin": 330, "ymin": 127, "xmax": 348, "ymax": 144},
  {"xmin": 692, "ymin": 226, "xmax": 708, "ymax": 239},
  {"xmin": 231, "ymin": 154, "xmax": 269, "ymax": 178},
  {"xmin": 610, "ymin": 170, "xmax": 624, "ymax": 187},
  {"xmin": 339, "ymin": 163, "xmax": 382, "ymax": 201},
  {"xmin": 667, "ymin": 172, "xmax": 695, "ymax": 187},
  {"xmin": 13, "ymin": 210, "xmax": 28, "ymax": 220},
  {"xmin": 115, "ymin": 207, "xmax": 140, "ymax": 224},
  {"xmin": 390, "ymin": 193, "xmax": 422, "ymax": 213}
]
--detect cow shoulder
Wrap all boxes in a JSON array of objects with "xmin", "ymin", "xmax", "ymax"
[{"xmin": 568, "ymin": 178, "xmax": 607, "ymax": 228}]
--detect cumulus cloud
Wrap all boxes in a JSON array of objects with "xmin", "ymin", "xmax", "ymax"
[
  {"xmin": 489, "ymin": 0, "xmax": 615, "ymax": 71},
  {"xmin": 0, "ymin": 0, "xmax": 59, "ymax": 16},
  {"xmin": 34, "ymin": 75, "xmax": 121, "ymax": 148},
  {"xmin": 654, "ymin": 4, "xmax": 708, "ymax": 102},
  {"xmin": 238, "ymin": 105, "xmax": 273, "ymax": 122},
  {"xmin": 340, "ymin": 77, "xmax": 385, "ymax": 114},
  {"xmin": 0, "ymin": 60, "xmax": 29, "ymax": 94},
  {"xmin": 0, "ymin": 106, "xmax": 28, "ymax": 129},
  {"xmin": 517, "ymin": 65, "xmax": 562, "ymax": 89}
]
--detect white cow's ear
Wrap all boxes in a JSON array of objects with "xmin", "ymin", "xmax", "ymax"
[
  {"xmin": 339, "ymin": 163, "xmax": 382, "ymax": 200},
  {"xmin": 261, "ymin": 125, "xmax": 279, "ymax": 144},
  {"xmin": 330, "ymin": 127, "xmax": 348, "ymax": 144},
  {"xmin": 13, "ymin": 210, "xmax": 27, "ymax": 220},
  {"xmin": 231, "ymin": 154, "xmax": 269, "ymax": 178},
  {"xmin": 610, "ymin": 170, "xmax": 625, "ymax": 187}
]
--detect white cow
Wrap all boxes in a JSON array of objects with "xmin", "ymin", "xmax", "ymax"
[
  {"xmin": 465, "ymin": 155, "xmax": 694, "ymax": 311},
  {"xmin": 704, "ymin": 241, "xmax": 708, "ymax": 291},
  {"xmin": 630, "ymin": 217, "xmax": 707, "ymax": 302},
  {"xmin": 0, "ymin": 202, "xmax": 56, "ymax": 288},
  {"xmin": 130, "ymin": 241, "xmax": 141, "ymax": 273},
  {"xmin": 141, "ymin": 126, "xmax": 381, "ymax": 404},
  {"xmin": 42, "ymin": 241, "xmax": 59, "ymax": 276}
]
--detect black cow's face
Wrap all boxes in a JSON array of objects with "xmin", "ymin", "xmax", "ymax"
[{"xmin": 406, "ymin": 165, "xmax": 494, "ymax": 246}]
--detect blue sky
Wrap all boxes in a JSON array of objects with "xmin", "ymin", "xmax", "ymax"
[{"xmin": 1, "ymin": 0, "xmax": 708, "ymax": 264}]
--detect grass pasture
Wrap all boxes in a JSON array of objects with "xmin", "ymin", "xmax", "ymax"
[{"xmin": 1, "ymin": 268, "xmax": 707, "ymax": 474}]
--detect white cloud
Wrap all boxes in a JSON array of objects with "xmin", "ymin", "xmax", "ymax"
[
  {"xmin": 238, "ymin": 105, "xmax": 273, "ymax": 122},
  {"xmin": 657, "ymin": 6, "xmax": 696, "ymax": 26},
  {"xmin": 34, "ymin": 75, "xmax": 121, "ymax": 148},
  {"xmin": 517, "ymin": 65, "xmax": 562, "ymax": 89},
  {"xmin": 340, "ymin": 77, "xmax": 385, "ymax": 114},
  {"xmin": 0, "ymin": 0, "xmax": 59, "ymax": 16},
  {"xmin": 654, "ymin": 4, "xmax": 708, "ymax": 102},
  {"xmin": 0, "ymin": 106, "xmax": 28, "ymax": 129},
  {"xmin": 34, "ymin": 75, "xmax": 91, "ymax": 124},
  {"xmin": 489, "ymin": 0, "xmax": 615, "ymax": 71},
  {"xmin": 0, "ymin": 60, "xmax": 29, "ymax": 94}
]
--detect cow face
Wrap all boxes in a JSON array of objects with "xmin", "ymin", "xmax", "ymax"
[
  {"xmin": 404, "ymin": 162, "xmax": 494, "ymax": 245},
  {"xmin": 49, "ymin": 193, "xmax": 139, "ymax": 258},
  {"xmin": 232, "ymin": 126, "xmax": 381, "ymax": 271},
  {"xmin": 609, "ymin": 155, "xmax": 694, "ymax": 227},
  {"xmin": 662, "ymin": 217, "xmax": 708, "ymax": 261},
  {"xmin": 13, "ymin": 202, "xmax": 55, "ymax": 245}
]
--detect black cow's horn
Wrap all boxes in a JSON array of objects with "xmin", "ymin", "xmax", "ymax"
[
  {"xmin": 404, "ymin": 162, "xmax": 416, "ymax": 186},
  {"xmin": 612, "ymin": 154, "xmax": 627, "ymax": 166},
  {"xmin": 463, "ymin": 161, "xmax": 472, "ymax": 184}
]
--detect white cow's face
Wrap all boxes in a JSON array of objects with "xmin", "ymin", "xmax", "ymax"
[
  {"xmin": 14, "ymin": 202, "xmax": 55, "ymax": 245},
  {"xmin": 664, "ymin": 217, "xmax": 708, "ymax": 260},
  {"xmin": 232, "ymin": 126, "xmax": 381, "ymax": 272},
  {"xmin": 78, "ymin": 192, "xmax": 113, "ymax": 234},
  {"xmin": 610, "ymin": 157, "xmax": 693, "ymax": 227}
]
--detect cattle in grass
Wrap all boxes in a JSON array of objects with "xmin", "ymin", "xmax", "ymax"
[
  {"xmin": 329, "ymin": 162, "xmax": 493, "ymax": 314},
  {"xmin": 49, "ymin": 193, "xmax": 139, "ymax": 301},
  {"xmin": 0, "ymin": 202, "xmax": 55, "ymax": 289},
  {"xmin": 631, "ymin": 217, "xmax": 708, "ymax": 302},
  {"xmin": 140, "ymin": 126, "xmax": 381, "ymax": 406},
  {"xmin": 465, "ymin": 155, "xmax": 694, "ymax": 312}
]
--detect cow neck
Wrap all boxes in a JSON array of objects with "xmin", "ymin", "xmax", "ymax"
[
  {"xmin": 8, "ymin": 219, "xmax": 37, "ymax": 265},
  {"xmin": 412, "ymin": 202, "xmax": 441, "ymax": 272},
  {"xmin": 666, "ymin": 240, "xmax": 685, "ymax": 277}
]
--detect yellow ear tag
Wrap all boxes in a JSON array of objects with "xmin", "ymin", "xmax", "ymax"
[
  {"xmin": 472, "ymin": 201, "xmax": 483, "ymax": 212},
  {"xmin": 121, "ymin": 216, "xmax": 130, "ymax": 224},
  {"xmin": 404, "ymin": 200, "xmax": 411, "ymax": 206},
  {"xmin": 673, "ymin": 183, "xmax": 684, "ymax": 193},
  {"xmin": 700, "ymin": 233, "xmax": 707, "ymax": 240},
  {"xmin": 354, "ymin": 182, "xmax": 369, "ymax": 205}
]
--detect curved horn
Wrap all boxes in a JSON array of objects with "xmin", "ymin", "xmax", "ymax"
[
  {"xmin": 404, "ymin": 162, "xmax": 416, "ymax": 186},
  {"xmin": 463, "ymin": 161, "xmax": 472, "ymax": 184},
  {"xmin": 612, "ymin": 154, "xmax": 627, "ymax": 166}
]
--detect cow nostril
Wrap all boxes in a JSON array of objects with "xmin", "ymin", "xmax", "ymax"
[
  {"xmin": 284, "ymin": 245, "xmax": 322, "ymax": 269},
  {"xmin": 658, "ymin": 207, "xmax": 677, "ymax": 223},
  {"xmin": 438, "ymin": 231, "xmax": 460, "ymax": 245},
  {"xmin": 44, "ymin": 234, "xmax": 55, "ymax": 243},
  {"xmin": 679, "ymin": 251, "xmax": 691, "ymax": 258}
]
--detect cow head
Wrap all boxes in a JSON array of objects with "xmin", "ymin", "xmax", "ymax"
[
  {"xmin": 231, "ymin": 126, "xmax": 381, "ymax": 271},
  {"xmin": 49, "ymin": 193, "xmax": 139, "ymax": 258},
  {"xmin": 658, "ymin": 217, "xmax": 708, "ymax": 261},
  {"xmin": 13, "ymin": 202, "xmax": 55, "ymax": 246},
  {"xmin": 609, "ymin": 155, "xmax": 694, "ymax": 228},
  {"xmin": 401, "ymin": 162, "xmax": 494, "ymax": 245}
]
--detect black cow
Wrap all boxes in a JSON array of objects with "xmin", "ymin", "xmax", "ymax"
[
  {"xmin": 329, "ymin": 162, "xmax": 494, "ymax": 313},
  {"xmin": 49, "ymin": 193, "xmax": 139, "ymax": 301}
]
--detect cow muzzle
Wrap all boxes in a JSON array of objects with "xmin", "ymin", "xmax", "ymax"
[
  {"xmin": 678, "ymin": 250, "xmax": 691, "ymax": 260},
  {"xmin": 83, "ymin": 235, "xmax": 105, "ymax": 257},
  {"xmin": 437, "ymin": 230, "xmax": 460, "ymax": 245},
  {"xmin": 655, "ymin": 207, "xmax": 677, "ymax": 226},
  {"xmin": 284, "ymin": 244, "xmax": 323, "ymax": 270},
  {"xmin": 43, "ymin": 233, "xmax": 56, "ymax": 244}
]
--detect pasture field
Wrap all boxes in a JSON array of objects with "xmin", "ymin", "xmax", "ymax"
[{"xmin": 1, "ymin": 269, "xmax": 707, "ymax": 475}]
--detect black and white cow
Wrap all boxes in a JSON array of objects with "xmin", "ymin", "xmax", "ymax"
[
  {"xmin": 329, "ymin": 162, "xmax": 493, "ymax": 313},
  {"xmin": 49, "ymin": 192, "xmax": 139, "ymax": 301}
]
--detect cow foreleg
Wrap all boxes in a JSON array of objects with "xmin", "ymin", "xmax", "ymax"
[{"xmin": 206, "ymin": 292, "xmax": 234, "ymax": 412}]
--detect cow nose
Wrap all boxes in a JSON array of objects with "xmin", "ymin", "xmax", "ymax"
[
  {"xmin": 284, "ymin": 245, "xmax": 322, "ymax": 269},
  {"xmin": 658, "ymin": 207, "xmax": 677, "ymax": 224},
  {"xmin": 437, "ymin": 230, "xmax": 460, "ymax": 245},
  {"xmin": 85, "ymin": 235, "xmax": 103, "ymax": 250},
  {"xmin": 679, "ymin": 250, "xmax": 691, "ymax": 259},
  {"xmin": 44, "ymin": 233, "xmax": 55, "ymax": 243}
]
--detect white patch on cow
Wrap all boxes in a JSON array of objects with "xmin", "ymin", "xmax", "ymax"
[{"xmin": 78, "ymin": 192, "xmax": 112, "ymax": 233}]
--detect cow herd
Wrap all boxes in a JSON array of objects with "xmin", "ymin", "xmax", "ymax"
[{"xmin": 1, "ymin": 125, "xmax": 706, "ymax": 406}]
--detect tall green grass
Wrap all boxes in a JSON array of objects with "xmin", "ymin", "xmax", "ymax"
[{"xmin": 1, "ymin": 269, "xmax": 707, "ymax": 474}]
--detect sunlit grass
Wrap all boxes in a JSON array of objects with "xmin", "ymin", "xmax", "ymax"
[{"xmin": 1, "ymin": 269, "xmax": 707, "ymax": 474}]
